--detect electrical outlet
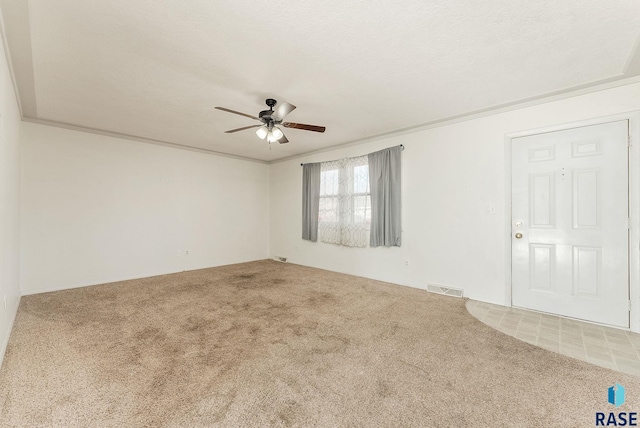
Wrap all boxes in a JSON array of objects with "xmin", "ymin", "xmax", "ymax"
[
  {"xmin": 177, "ymin": 250, "xmax": 181, "ymax": 256},
  {"xmin": 185, "ymin": 249, "xmax": 189, "ymax": 255},
  {"xmin": 405, "ymin": 261, "xmax": 409, "ymax": 266}
]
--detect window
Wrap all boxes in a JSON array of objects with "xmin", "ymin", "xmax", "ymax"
[
  {"xmin": 302, "ymin": 145, "xmax": 402, "ymax": 247},
  {"xmin": 318, "ymin": 156, "xmax": 371, "ymax": 247}
]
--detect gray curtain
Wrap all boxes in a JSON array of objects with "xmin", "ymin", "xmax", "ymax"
[
  {"xmin": 301, "ymin": 162, "xmax": 321, "ymax": 241},
  {"xmin": 368, "ymin": 146, "xmax": 402, "ymax": 247}
]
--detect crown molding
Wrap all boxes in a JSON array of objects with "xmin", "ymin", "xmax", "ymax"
[
  {"xmin": 22, "ymin": 117, "xmax": 269, "ymax": 164},
  {"xmin": 271, "ymin": 74, "xmax": 640, "ymax": 164}
]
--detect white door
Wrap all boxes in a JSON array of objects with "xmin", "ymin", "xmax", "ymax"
[{"xmin": 511, "ymin": 120, "xmax": 629, "ymax": 328}]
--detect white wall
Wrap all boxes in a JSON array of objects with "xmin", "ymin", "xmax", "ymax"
[
  {"xmin": 20, "ymin": 123, "xmax": 270, "ymax": 294},
  {"xmin": 0, "ymin": 38, "xmax": 22, "ymax": 362},
  {"xmin": 14, "ymin": 75, "xmax": 640, "ymax": 325},
  {"xmin": 270, "ymin": 82, "xmax": 640, "ymax": 309}
]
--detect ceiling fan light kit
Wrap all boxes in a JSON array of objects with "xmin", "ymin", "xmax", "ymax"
[
  {"xmin": 268, "ymin": 127, "xmax": 284, "ymax": 142},
  {"xmin": 216, "ymin": 98, "xmax": 326, "ymax": 145},
  {"xmin": 255, "ymin": 127, "xmax": 268, "ymax": 139}
]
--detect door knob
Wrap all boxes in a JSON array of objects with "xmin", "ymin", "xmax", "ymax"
[{"xmin": 515, "ymin": 232, "xmax": 523, "ymax": 239}]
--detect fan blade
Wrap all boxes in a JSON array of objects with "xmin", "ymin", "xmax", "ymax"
[
  {"xmin": 215, "ymin": 106, "xmax": 260, "ymax": 121},
  {"xmin": 278, "ymin": 133, "xmax": 289, "ymax": 144},
  {"xmin": 282, "ymin": 122, "xmax": 326, "ymax": 133},
  {"xmin": 225, "ymin": 124, "xmax": 262, "ymax": 134},
  {"xmin": 274, "ymin": 101, "xmax": 296, "ymax": 119}
]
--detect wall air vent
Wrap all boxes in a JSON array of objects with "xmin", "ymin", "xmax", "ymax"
[
  {"xmin": 274, "ymin": 256, "xmax": 287, "ymax": 262},
  {"xmin": 427, "ymin": 283, "xmax": 463, "ymax": 298}
]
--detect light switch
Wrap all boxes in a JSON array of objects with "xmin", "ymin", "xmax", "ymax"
[{"xmin": 484, "ymin": 204, "xmax": 496, "ymax": 214}]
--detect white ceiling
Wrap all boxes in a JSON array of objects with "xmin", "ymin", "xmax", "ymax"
[{"xmin": 2, "ymin": 0, "xmax": 640, "ymax": 162}]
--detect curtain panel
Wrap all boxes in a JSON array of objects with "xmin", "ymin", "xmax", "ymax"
[
  {"xmin": 301, "ymin": 162, "xmax": 321, "ymax": 242},
  {"xmin": 368, "ymin": 146, "xmax": 402, "ymax": 247}
]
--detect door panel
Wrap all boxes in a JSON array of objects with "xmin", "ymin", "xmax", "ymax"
[
  {"xmin": 530, "ymin": 244, "xmax": 554, "ymax": 291},
  {"xmin": 512, "ymin": 120, "xmax": 629, "ymax": 327},
  {"xmin": 530, "ymin": 173, "xmax": 555, "ymax": 227},
  {"xmin": 573, "ymin": 246, "xmax": 600, "ymax": 296},
  {"xmin": 573, "ymin": 169, "xmax": 600, "ymax": 228}
]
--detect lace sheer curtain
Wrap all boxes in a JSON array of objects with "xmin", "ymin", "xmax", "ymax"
[{"xmin": 318, "ymin": 156, "xmax": 371, "ymax": 247}]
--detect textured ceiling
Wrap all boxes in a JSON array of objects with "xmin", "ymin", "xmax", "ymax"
[{"xmin": 2, "ymin": 0, "xmax": 640, "ymax": 161}]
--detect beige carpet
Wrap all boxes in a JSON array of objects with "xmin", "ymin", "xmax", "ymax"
[{"xmin": 0, "ymin": 260, "xmax": 638, "ymax": 427}]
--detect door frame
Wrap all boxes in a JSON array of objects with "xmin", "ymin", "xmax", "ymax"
[{"xmin": 504, "ymin": 111, "xmax": 640, "ymax": 332}]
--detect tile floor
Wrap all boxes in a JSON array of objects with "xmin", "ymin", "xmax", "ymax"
[{"xmin": 466, "ymin": 299, "xmax": 640, "ymax": 377}]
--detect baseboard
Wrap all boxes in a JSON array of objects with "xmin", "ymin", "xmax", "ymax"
[
  {"xmin": 20, "ymin": 258, "xmax": 270, "ymax": 296},
  {"xmin": 0, "ymin": 294, "xmax": 21, "ymax": 370},
  {"xmin": 20, "ymin": 270, "xmax": 184, "ymax": 296}
]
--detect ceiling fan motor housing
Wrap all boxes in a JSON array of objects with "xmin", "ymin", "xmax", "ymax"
[
  {"xmin": 258, "ymin": 110, "xmax": 272, "ymax": 120},
  {"xmin": 259, "ymin": 99, "xmax": 282, "ymax": 128}
]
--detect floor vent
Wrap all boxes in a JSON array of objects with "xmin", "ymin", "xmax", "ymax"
[
  {"xmin": 274, "ymin": 256, "xmax": 288, "ymax": 262},
  {"xmin": 427, "ymin": 283, "xmax": 463, "ymax": 298}
]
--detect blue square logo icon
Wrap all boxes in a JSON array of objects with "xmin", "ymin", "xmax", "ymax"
[{"xmin": 608, "ymin": 384, "xmax": 625, "ymax": 408}]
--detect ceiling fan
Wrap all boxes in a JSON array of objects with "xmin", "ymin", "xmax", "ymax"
[{"xmin": 215, "ymin": 98, "xmax": 326, "ymax": 144}]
